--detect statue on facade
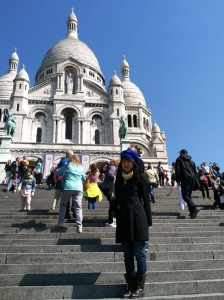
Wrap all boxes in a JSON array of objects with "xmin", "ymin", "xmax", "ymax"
[
  {"xmin": 118, "ymin": 116, "xmax": 128, "ymax": 140},
  {"xmin": 4, "ymin": 110, "xmax": 16, "ymax": 137},
  {"xmin": 66, "ymin": 73, "xmax": 74, "ymax": 94}
]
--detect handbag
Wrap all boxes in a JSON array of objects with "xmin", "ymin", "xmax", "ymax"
[
  {"xmin": 83, "ymin": 178, "xmax": 90, "ymax": 190},
  {"xmin": 20, "ymin": 189, "xmax": 31, "ymax": 197},
  {"xmin": 108, "ymin": 180, "xmax": 116, "ymax": 201},
  {"xmin": 34, "ymin": 168, "xmax": 41, "ymax": 174}
]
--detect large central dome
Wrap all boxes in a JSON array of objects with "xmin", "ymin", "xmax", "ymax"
[
  {"xmin": 41, "ymin": 37, "xmax": 101, "ymax": 72},
  {"xmin": 35, "ymin": 8, "xmax": 103, "ymax": 84}
]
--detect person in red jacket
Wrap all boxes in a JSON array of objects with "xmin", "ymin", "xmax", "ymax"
[{"xmin": 198, "ymin": 169, "xmax": 211, "ymax": 199}]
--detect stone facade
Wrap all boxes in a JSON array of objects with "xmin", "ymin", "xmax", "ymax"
[{"xmin": 0, "ymin": 8, "xmax": 168, "ymax": 179}]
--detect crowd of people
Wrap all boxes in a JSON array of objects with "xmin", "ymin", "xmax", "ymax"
[{"xmin": 2, "ymin": 148, "xmax": 224, "ymax": 298}]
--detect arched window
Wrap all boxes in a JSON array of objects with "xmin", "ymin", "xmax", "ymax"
[
  {"xmin": 3, "ymin": 109, "xmax": 8, "ymax": 122},
  {"xmin": 116, "ymin": 89, "xmax": 118, "ymax": 95},
  {"xmin": 128, "ymin": 114, "xmax": 132, "ymax": 127},
  {"xmin": 65, "ymin": 115, "xmax": 72, "ymax": 139},
  {"xmin": 117, "ymin": 109, "xmax": 119, "ymax": 116},
  {"xmin": 95, "ymin": 130, "xmax": 100, "ymax": 144},
  {"xmin": 133, "ymin": 115, "xmax": 138, "ymax": 127},
  {"xmin": 36, "ymin": 128, "xmax": 42, "ymax": 142},
  {"xmin": 19, "ymin": 83, "xmax": 21, "ymax": 89}
]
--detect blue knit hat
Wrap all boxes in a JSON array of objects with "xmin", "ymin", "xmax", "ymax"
[{"xmin": 120, "ymin": 149, "xmax": 139, "ymax": 165}]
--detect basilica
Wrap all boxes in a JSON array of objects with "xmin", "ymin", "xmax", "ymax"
[{"xmin": 0, "ymin": 8, "xmax": 168, "ymax": 176}]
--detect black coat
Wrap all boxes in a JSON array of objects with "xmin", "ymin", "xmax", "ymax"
[{"xmin": 115, "ymin": 173, "xmax": 152, "ymax": 243}]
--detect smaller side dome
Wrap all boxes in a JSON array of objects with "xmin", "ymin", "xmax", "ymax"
[
  {"xmin": 16, "ymin": 65, "xmax": 30, "ymax": 82},
  {"xmin": 151, "ymin": 120, "xmax": 160, "ymax": 134},
  {"xmin": 120, "ymin": 55, "xmax": 129, "ymax": 72},
  {"xmin": 109, "ymin": 71, "xmax": 121, "ymax": 86}
]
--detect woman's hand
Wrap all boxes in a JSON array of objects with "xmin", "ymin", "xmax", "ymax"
[
  {"xmin": 31, "ymin": 191, "xmax": 35, "ymax": 197},
  {"xmin": 148, "ymin": 226, "xmax": 152, "ymax": 230}
]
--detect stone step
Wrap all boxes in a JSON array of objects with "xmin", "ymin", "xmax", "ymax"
[
  {"xmin": 1, "ymin": 236, "xmax": 224, "ymax": 245},
  {"xmin": 0, "ymin": 241, "xmax": 224, "ymax": 253},
  {"xmin": 1, "ymin": 268, "xmax": 224, "ymax": 286},
  {"xmin": 1, "ymin": 279, "xmax": 224, "ymax": 299},
  {"xmin": 2, "ymin": 250, "xmax": 224, "ymax": 264},
  {"xmin": 1, "ymin": 259, "xmax": 224, "ymax": 274}
]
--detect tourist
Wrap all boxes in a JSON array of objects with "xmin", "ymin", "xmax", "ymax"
[
  {"xmin": 115, "ymin": 149, "xmax": 152, "ymax": 298},
  {"xmin": 4, "ymin": 159, "xmax": 12, "ymax": 182},
  {"xmin": 167, "ymin": 163, "xmax": 187, "ymax": 210},
  {"xmin": 215, "ymin": 177, "xmax": 224, "ymax": 210},
  {"xmin": 84, "ymin": 163, "xmax": 102, "ymax": 210},
  {"xmin": 157, "ymin": 161, "xmax": 165, "ymax": 187},
  {"xmin": 56, "ymin": 155, "xmax": 85, "ymax": 232},
  {"xmin": 200, "ymin": 162, "xmax": 210, "ymax": 174},
  {"xmin": 11, "ymin": 157, "xmax": 20, "ymax": 174},
  {"xmin": 51, "ymin": 158, "xmax": 65, "ymax": 210},
  {"xmin": 19, "ymin": 155, "xmax": 29, "ymax": 180},
  {"xmin": 171, "ymin": 162, "xmax": 176, "ymax": 186},
  {"xmin": 5, "ymin": 172, "xmax": 20, "ymax": 193},
  {"xmin": 102, "ymin": 158, "xmax": 119, "ymax": 227},
  {"xmin": 175, "ymin": 149, "xmax": 199, "ymax": 219},
  {"xmin": 34, "ymin": 158, "xmax": 44, "ymax": 187},
  {"xmin": 144, "ymin": 163, "xmax": 159, "ymax": 203},
  {"xmin": 19, "ymin": 168, "xmax": 36, "ymax": 211},
  {"xmin": 198, "ymin": 169, "xmax": 211, "ymax": 199}
]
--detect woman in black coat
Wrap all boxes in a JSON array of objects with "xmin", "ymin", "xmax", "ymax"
[{"xmin": 115, "ymin": 149, "xmax": 152, "ymax": 298}]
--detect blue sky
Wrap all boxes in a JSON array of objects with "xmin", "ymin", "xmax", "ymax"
[{"xmin": 0, "ymin": 0, "xmax": 224, "ymax": 170}]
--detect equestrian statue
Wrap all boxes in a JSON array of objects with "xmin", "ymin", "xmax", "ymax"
[
  {"xmin": 118, "ymin": 116, "xmax": 128, "ymax": 140},
  {"xmin": 4, "ymin": 110, "xmax": 16, "ymax": 137}
]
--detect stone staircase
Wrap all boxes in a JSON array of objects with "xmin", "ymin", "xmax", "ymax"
[{"xmin": 1, "ymin": 184, "xmax": 224, "ymax": 299}]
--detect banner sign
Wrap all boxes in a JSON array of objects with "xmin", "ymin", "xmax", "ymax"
[
  {"xmin": 80, "ymin": 153, "xmax": 90, "ymax": 173},
  {"xmin": 43, "ymin": 152, "xmax": 54, "ymax": 179}
]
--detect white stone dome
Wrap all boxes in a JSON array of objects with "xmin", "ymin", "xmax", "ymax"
[
  {"xmin": 151, "ymin": 121, "xmax": 160, "ymax": 134},
  {"xmin": 16, "ymin": 65, "xmax": 30, "ymax": 81},
  {"xmin": 122, "ymin": 80, "xmax": 146, "ymax": 106},
  {"xmin": 0, "ymin": 73, "xmax": 15, "ymax": 100},
  {"xmin": 40, "ymin": 37, "xmax": 101, "ymax": 73},
  {"xmin": 109, "ymin": 71, "xmax": 121, "ymax": 86}
]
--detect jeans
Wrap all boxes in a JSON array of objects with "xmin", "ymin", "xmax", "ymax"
[
  {"xmin": 148, "ymin": 183, "xmax": 155, "ymax": 201},
  {"xmin": 88, "ymin": 197, "xmax": 97, "ymax": 210},
  {"xmin": 121, "ymin": 241, "xmax": 147, "ymax": 278},
  {"xmin": 58, "ymin": 190, "xmax": 83, "ymax": 230},
  {"xmin": 6, "ymin": 183, "xmax": 14, "ymax": 191},
  {"xmin": 181, "ymin": 178, "xmax": 196, "ymax": 214}
]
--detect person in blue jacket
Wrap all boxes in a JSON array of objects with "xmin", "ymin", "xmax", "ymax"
[{"xmin": 56, "ymin": 154, "xmax": 86, "ymax": 232}]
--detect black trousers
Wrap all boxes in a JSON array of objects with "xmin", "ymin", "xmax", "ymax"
[
  {"xmin": 159, "ymin": 172, "xmax": 164, "ymax": 186},
  {"xmin": 201, "ymin": 182, "xmax": 210, "ymax": 198}
]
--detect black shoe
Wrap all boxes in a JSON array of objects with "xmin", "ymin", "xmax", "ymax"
[
  {"xmin": 190, "ymin": 208, "xmax": 200, "ymax": 219},
  {"xmin": 207, "ymin": 196, "xmax": 211, "ymax": 199},
  {"xmin": 203, "ymin": 196, "xmax": 206, "ymax": 199}
]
